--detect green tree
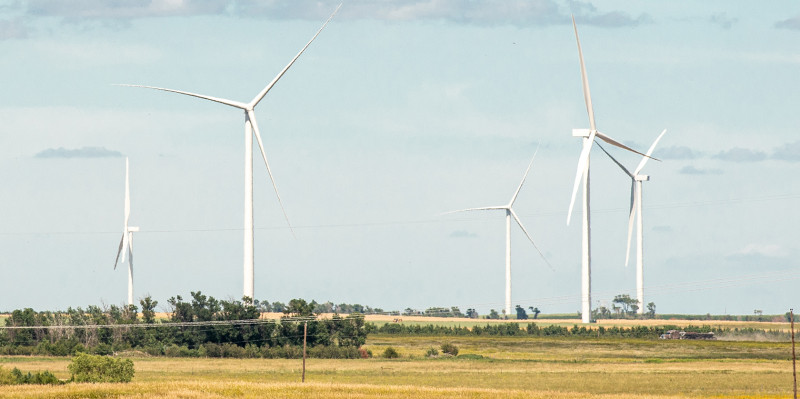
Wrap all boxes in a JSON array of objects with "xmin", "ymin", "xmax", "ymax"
[
  {"xmin": 646, "ymin": 302, "xmax": 656, "ymax": 318},
  {"xmin": 284, "ymin": 298, "xmax": 316, "ymax": 317},
  {"xmin": 140, "ymin": 296, "xmax": 158, "ymax": 324},
  {"xmin": 488, "ymin": 309, "xmax": 500, "ymax": 319},
  {"xmin": 612, "ymin": 294, "xmax": 639, "ymax": 316},
  {"xmin": 528, "ymin": 307, "xmax": 541, "ymax": 319},
  {"xmin": 515, "ymin": 305, "xmax": 528, "ymax": 320}
]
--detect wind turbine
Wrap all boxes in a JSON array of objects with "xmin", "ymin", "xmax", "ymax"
[
  {"xmin": 568, "ymin": 16, "xmax": 657, "ymax": 323},
  {"xmin": 446, "ymin": 150, "xmax": 551, "ymax": 316},
  {"xmin": 596, "ymin": 129, "xmax": 667, "ymax": 314},
  {"xmin": 119, "ymin": 4, "xmax": 341, "ymax": 300},
  {"xmin": 114, "ymin": 157, "xmax": 139, "ymax": 306}
]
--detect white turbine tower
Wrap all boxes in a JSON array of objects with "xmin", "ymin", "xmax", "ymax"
[
  {"xmin": 568, "ymin": 16, "xmax": 656, "ymax": 323},
  {"xmin": 114, "ymin": 157, "xmax": 139, "ymax": 306},
  {"xmin": 596, "ymin": 129, "xmax": 667, "ymax": 314},
  {"xmin": 120, "ymin": 4, "xmax": 341, "ymax": 300},
  {"xmin": 446, "ymin": 151, "xmax": 551, "ymax": 316}
]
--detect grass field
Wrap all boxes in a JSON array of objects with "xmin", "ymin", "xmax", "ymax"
[{"xmin": 0, "ymin": 332, "xmax": 795, "ymax": 398}]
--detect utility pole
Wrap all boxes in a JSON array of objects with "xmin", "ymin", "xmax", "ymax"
[
  {"xmin": 792, "ymin": 309, "xmax": 796, "ymax": 399},
  {"xmin": 302, "ymin": 321, "xmax": 308, "ymax": 383}
]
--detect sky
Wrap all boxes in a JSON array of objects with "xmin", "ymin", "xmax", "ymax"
[{"xmin": 1, "ymin": 0, "xmax": 799, "ymax": 316}]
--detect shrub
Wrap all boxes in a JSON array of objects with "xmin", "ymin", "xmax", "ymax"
[
  {"xmin": 382, "ymin": 347, "xmax": 399, "ymax": 359},
  {"xmin": 358, "ymin": 347, "xmax": 372, "ymax": 359},
  {"xmin": 0, "ymin": 367, "xmax": 17, "ymax": 385},
  {"xmin": 425, "ymin": 347, "xmax": 439, "ymax": 357},
  {"xmin": 11, "ymin": 368, "xmax": 63, "ymax": 385},
  {"xmin": 68, "ymin": 353, "xmax": 135, "ymax": 383},
  {"xmin": 93, "ymin": 343, "xmax": 114, "ymax": 356},
  {"xmin": 440, "ymin": 342, "xmax": 458, "ymax": 356}
]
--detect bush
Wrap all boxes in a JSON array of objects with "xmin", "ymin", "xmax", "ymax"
[
  {"xmin": 11, "ymin": 368, "xmax": 63, "ymax": 385},
  {"xmin": 382, "ymin": 347, "xmax": 400, "ymax": 359},
  {"xmin": 93, "ymin": 343, "xmax": 114, "ymax": 356},
  {"xmin": 68, "ymin": 353, "xmax": 135, "ymax": 383},
  {"xmin": 0, "ymin": 367, "xmax": 63, "ymax": 385},
  {"xmin": 440, "ymin": 343, "xmax": 458, "ymax": 356},
  {"xmin": 425, "ymin": 347, "xmax": 439, "ymax": 357},
  {"xmin": 0, "ymin": 367, "xmax": 17, "ymax": 385},
  {"xmin": 358, "ymin": 347, "xmax": 372, "ymax": 359}
]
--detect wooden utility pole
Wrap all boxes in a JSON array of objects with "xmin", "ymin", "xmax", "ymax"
[
  {"xmin": 302, "ymin": 321, "xmax": 308, "ymax": 383},
  {"xmin": 792, "ymin": 309, "xmax": 797, "ymax": 399}
]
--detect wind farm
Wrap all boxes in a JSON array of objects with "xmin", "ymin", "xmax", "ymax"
[{"xmin": 1, "ymin": 2, "xmax": 799, "ymax": 397}]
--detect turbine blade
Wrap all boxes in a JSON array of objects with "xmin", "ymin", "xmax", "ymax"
[
  {"xmin": 510, "ymin": 209, "xmax": 554, "ymax": 271},
  {"xmin": 572, "ymin": 16, "xmax": 596, "ymax": 131},
  {"xmin": 441, "ymin": 206, "xmax": 505, "ymax": 216},
  {"xmin": 634, "ymin": 129, "xmax": 668, "ymax": 175},
  {"xmin": 625, "ymin": 181, "xmax": 636, "ymax": 267},
  {"xmin": 248, "ymin": 110, "xmax": 294, "ymax": 236},
  {"xmin": 115, "ymin": 84, "xmax": 247, "ymax": 110},
  {"xmin": 249, "ymin": 3, "xmax": 342, "ymax": 108},
  {"xmin": 121, "ymin": 231, "xmax": 129, "ymax": 264},
  {"xmin": 114, "ymin": 233, "xmax": 125, "ymax": 270},
  {"xmin": 128, "ymin": 239, "xmax": 134, "ymax": 271},
  {"xmin": 595, "ymin": 142, "xmax": 633, "ymax": 178},
  {"xmin": 509, "ymin": 144, "xmax": 539, "ymax": 207},
  {"xmin": 567, "ymin": 130, "xmax": 596, "ymax": 225},
  {"xmin": 595, "ymin": 131, "xmax": 660, "ymax": 161}
]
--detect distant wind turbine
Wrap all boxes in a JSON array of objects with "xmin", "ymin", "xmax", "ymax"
[
  {"xmin": 568, "ymin": 16, "xmax": 657, "ymax": 323},
  {"xmin": 114, "ymin": 157, "xmax": 139, "ymax": 306},
  {"xmin": 118, "ymin": 4, "xmax": 341, "ymax": 300},
  {"xmin": 596, "ymin": 129, "xmax": 667, "ymax": 314},
  {"xmin": 445, "ymin": 150, "xmax": 552, "ymax": 316}
]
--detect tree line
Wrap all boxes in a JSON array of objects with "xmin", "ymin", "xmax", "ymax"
[{"xmin": 0, "ymin": 293, "xmax": 368, "ymax": 358}]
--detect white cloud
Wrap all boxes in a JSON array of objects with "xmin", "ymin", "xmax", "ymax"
[
  {"xmin": 449, "ymin": 229, "xmax": 477, "ymax": 238},
  {"xmin": 35, "ymin": 146, "xmax": 122, "ymax": 158},
  {"xmin": 712, "ymin": 147, "xmax": 767, "ymax": 162},
  {"xmin": 735, "ymin": 243, "xmax": 789, "ymax": 258}
]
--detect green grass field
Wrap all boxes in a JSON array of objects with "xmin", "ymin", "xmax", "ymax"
[{"xmin": 0, "ymin": 333, "xmax": 795, "ymax": 398}]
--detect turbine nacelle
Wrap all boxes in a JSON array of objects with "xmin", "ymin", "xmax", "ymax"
[
  {"xmin": 635, "ymin": 175, "xmax": 649, "ymax": 182},
  {"xmin": 572, "ymin": 128, "xmax": 593, "ymax": 138}
]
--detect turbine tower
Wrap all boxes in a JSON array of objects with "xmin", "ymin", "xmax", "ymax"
[
  {"xmin": 120, "ymin": 4, "xmax": 341, "ymax": 300},
  {"xmin": 446, "ymin": 151, "xmax": 551, "ymax": 315},
  {"xmin": 568, "ymin": 16, "xmax": 656, "ymax": 323},
  {"xmin": 114, "ymin": 157, "xmax": 139, "ymax": 306},
  {"xmin": 596, "ymin": 129, "xmax": 667, "ymax": 314}
]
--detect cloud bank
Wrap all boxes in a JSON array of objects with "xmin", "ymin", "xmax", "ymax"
[
  {"xmin": 450, "ymin": 229, "xmax": 478, "ymax": 238},
  {"xmin": 657, "ymin": 145, "xmax": 699, "ymax": 160},
  {"xmin": 16, "ymin": 0, "xmax": 650, "ymax": 28},
  {"xmin": 35, "ymin": 146, "xmax": 122, "ymax": 159},
  {"xmin": 775, "ymin": 15, "xmax": 800, "ymax": 30},
  {"xmin": 679, "ymin": 165, "xmax": 722, "ymax": 175},
  {"xmin": 712, "ymin": 147, "xmax": 767, "ymax": 162}
]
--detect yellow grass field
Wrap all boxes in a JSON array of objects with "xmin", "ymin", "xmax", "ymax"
[{"xmin": 0, "ymin": 330, "xmax": 796, "ymax": 398}]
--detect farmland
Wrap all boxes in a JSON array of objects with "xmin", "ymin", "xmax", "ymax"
[{"xmin": 0, "ymin": 321, "xmax": 795, "ymax": 398}]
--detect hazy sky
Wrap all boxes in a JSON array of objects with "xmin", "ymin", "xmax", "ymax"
[{"xmin": 1, "ymin": 0, "xmax": 799, "ymax": 316}]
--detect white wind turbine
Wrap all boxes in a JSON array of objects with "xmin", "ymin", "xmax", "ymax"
[
  {"xmin": 446, "ymin": 151, "xmax": 551, "ymax": 316},
  {"xmin": 119, "ymin": 4, "xmax": 341, "ymax": 300},
  {"xmin": 114, "ymin": 157, "xmax": 139, "ymax": 306},
  {"xmin": 568, "ymin": 16, "xmax": 657, "ymax": 323},
  {"xmin": 596, "ymin": 129, "xmax": 667, "ymax": 314}
]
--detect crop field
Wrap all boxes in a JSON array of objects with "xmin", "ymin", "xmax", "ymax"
[{"xmin": 0, "ymin": 330, "xmax": 796, "ymax": 398}]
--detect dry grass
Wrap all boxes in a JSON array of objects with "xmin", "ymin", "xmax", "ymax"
[{"xmin": 0, "ymin": 333, "xmax": 795, "ymax": 398}]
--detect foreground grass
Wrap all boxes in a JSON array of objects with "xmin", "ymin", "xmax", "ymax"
[{"xmin": 0, "ymin": 335, "xmax": 794, "ymax": 398}]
